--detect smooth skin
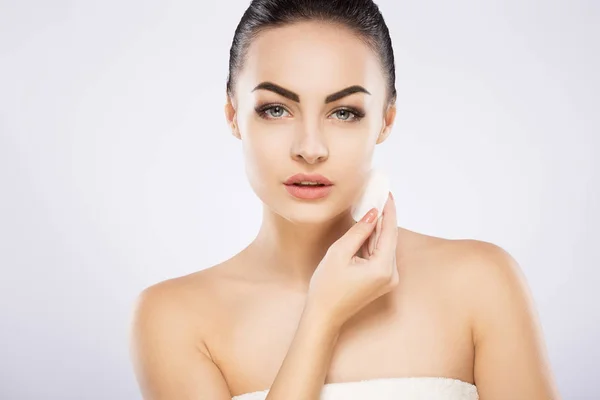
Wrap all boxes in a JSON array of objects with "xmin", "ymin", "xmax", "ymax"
[
  {"xmin": 129, "ymin": 21, "xmax": 561, "ymax": 400},
  {"xmin": 264, "ymin": 194, "xmax": 400, "ymax": 400}
]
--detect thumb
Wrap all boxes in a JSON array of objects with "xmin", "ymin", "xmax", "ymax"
[{"xmin": 335, "ymin": 208, "xmax": 378, "ymax": 258}]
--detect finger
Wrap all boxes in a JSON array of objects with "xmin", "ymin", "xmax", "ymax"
[
  {"xmin": 389, "ymin": 251, "xmax": 400, "ymax": 285},
  {"xmin": 373, "ymin": 214, "xmax": 383, "ymax": 252},
  {"xmin": 367, "ymin": 223, "xmax": 375, "ymax": 256},
  {"xmin": 371, "ymin": 192, "xmax": 397, "ymax": 260},
  {"xmin": 356, "ymin": 232, "xmax": 369, "ymax": 259},
  {"xmin": 361, "ymin": 237, "xmax": 370, "ymax": 259},
  {"xmin": 335, "ymin": 207, "xmax": 378, "ymax": 257},
  {"xmin": 368, "ymin": 214, "xmax": 382, "ymax": 256},
  {"xmin": 355, "ymin": 227, "xmax": 375, "ymax": 261}
]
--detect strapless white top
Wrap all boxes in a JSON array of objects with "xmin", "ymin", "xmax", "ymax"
[{"xmin": 231, "ymin": 377, "xmax": 479, "ymax": 400}]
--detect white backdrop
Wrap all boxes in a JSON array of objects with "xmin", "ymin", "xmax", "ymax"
[{"xmin": 1, "ymin": 0, "xmax": 598, "ymax": 398}]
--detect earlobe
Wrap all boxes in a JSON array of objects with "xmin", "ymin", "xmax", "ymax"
[
  {"xmin": 377, "ymin": 126, "xmax": 392, "ymax": 144},
  {"xmin": 376, "ymin": 104, "xmax": 396, "ymax": 144},
  {"xmin": 224, "ymin": 102, "xmax": 241, "ymax": 140},
  {"xmin": 232, "ymin": 122, "xmax": 241, "ymax": 140},
  {"xmin": 231, "ymin": 121, "xmax": 241, "ymax": 140}
]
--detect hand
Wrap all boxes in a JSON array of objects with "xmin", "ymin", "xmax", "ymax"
[
  {"xmin": 306, "ymin": 192, "xmax": 399, "ymax": 330},
  {"xmin": 365, "ymin": 213, "xmax": 384, "ymax": 259}
]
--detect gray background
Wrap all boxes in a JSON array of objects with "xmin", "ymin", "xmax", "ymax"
[{"xmin": 1, "ymin": 0, "xmax": 598, "ymax": 399}]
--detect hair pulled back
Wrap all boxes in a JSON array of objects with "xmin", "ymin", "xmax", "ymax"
[{"xmin": 226, "ymin": 0, "xmax": 397, "ymax": 105}]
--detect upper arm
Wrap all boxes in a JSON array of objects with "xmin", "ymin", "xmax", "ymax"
[
  {"xmin": 129, "ymin": 283, "xmax": 232, "ymax": 400},
  {"xmin": 466, "ymin": 241, "xmax": 562, "ymax": 400}
]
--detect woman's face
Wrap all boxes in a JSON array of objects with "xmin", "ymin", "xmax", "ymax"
[{"xmin": 225, "ymin": 21, "xmax": 395, "ymax": 224}]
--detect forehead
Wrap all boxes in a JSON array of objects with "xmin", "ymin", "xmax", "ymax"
[{"xmin": 238, "ymin": 21, "xmax": 385, "ymax": 98}]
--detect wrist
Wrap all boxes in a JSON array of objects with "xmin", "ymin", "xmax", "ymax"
[{"xmin": 301, "ymin": 300, "xmax": 343, "ymax": 339}]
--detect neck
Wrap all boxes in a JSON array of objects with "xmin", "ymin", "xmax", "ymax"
[{"xmin": 248, "ymin": 204, "xmax": 357, "ymax": 292}]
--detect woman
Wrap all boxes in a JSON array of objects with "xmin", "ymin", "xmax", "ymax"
[{"xmin": 129, "ymin": 1, "xmax": 561, "ymax": 399}]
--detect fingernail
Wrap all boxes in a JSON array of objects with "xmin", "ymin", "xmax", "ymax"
[
  {"xmin": 390, "ymin": 192, "xmax": 394, "ymax": 200},
  {"xmin": 361, "ymin": 208, "xmax": 377, "ymax": 223}
]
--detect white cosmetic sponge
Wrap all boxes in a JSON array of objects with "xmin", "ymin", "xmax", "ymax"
[{"xmin": 351, "ymin": 168, "xmax": 391, "ymax": 222}]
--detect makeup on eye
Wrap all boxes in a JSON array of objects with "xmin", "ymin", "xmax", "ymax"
[{"xmin": 254, "ymin": 103, "xmax": 366, "ymax": 122}]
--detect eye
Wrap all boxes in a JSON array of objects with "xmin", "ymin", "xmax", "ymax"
[
  {"xmin": 333, "ymin": 109, "xmax": 351, "ymax": 120},
  {"xmin": 255, "ymin": 104, "xmax": 365, "ymax": 122},
  {"xmin": 330, "ymin": 108, "xmax": 363, "ymax": 122},
  {"xmin": 256, "ymin": 105, "xmax": 291, "ymax": 120}
]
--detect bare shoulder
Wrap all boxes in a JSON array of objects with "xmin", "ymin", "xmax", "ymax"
[
  {"xmin": 454, "ymin": 240, "xmax": 560, "ymax": 397},
  {"xmin": 398, "ymin": 227, "xmax": 523, "ymax": 288},
  {"xmin": 399, "ymin": 230, "xmax": 532, "ymax": 322},
  {"xmin": 131, "ymin": 265, "xmax": 233, "ymax": 350},
  {"xmin": 396, "ymin": 228, "xmax": 531, "ymax": 338},
  {"xmin": 129, "ymin": 267, "xmax": 236, "ymax": 399},
  {"xmin": 402, "ymin": 232, "xmax": 560, "ymax": 397},
  {"xmin": 425, "ymin": 236, "xmax": 536, "ymax": 336}
]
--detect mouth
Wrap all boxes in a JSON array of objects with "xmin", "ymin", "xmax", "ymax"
[
  {"xmin": 283, "ymin": 173, "xmax": 333, "ymax": 186},
  {"xmin": 287, "ymin": 183, "xmax": 328, "ymax": 187},
  {"xmin": 284, "ymin": 182, "xmax": 333, "ymax": 200},
  {"xmin": 283, "ymin": 173, "xmax": 334, "ymax": 199}
]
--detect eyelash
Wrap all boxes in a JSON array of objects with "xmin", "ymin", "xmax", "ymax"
[{"xmin": 255, "ymin": 103, "xmax": 365, "ymax": 123}]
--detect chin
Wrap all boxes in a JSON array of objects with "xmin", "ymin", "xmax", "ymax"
[
  {"xmin": 276, "ymin": 198, "xmax": 351, "ymax": 226},
  {"xmin": 283, "ymin": 211, "xmax": 335, "ymax": 225},
  {"xmin": 251, "ymin": 180, "xmax": 355, "ymax": 224}
]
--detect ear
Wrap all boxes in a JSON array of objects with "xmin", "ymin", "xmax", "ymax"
[
  {"xmin": 376, "ymin": 102, "xmax": 396, "ymax": 144},
  {"xmin": 224, "ymin": 95, "xmax": 241, "ymax": 140}
]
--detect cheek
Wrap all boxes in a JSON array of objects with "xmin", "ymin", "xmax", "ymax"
[
  {"xmin": 325, "ymin": 135, "xmax": 374, "ymax": 206},
  {"xmin": 241, "ymin": 121, "xmax": 289, "ymax": 194},
  {"xmin": 329, "ymin": 128, "xmax": 375, "ymax": 169}
]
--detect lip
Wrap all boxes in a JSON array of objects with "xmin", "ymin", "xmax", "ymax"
[
  {"xmin": 284, "ymin": 184, "xmax": 333, "ymax": 200},
  {"xmin": 284, "ymin": 173, "xmax": 333, "ymax": 186}
]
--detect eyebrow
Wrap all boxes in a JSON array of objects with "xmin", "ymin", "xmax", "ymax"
[{"xmin": 251, "ymin": 81, "xmax": 371, "ymax": 103}]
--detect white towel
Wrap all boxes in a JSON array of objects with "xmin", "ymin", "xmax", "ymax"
[{"xmin": 231, "ymin": 376, "xmax": 479, "ymax": 400}]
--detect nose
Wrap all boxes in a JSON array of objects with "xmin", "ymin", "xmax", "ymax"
[{"xmin": 290, "ymin": 122, "xmax": 329, "ymax": 164}]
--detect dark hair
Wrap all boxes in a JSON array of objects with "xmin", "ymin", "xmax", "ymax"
[{"xmin": 226, "ymin": 0, "xmax": 397, "ymax": 106}]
